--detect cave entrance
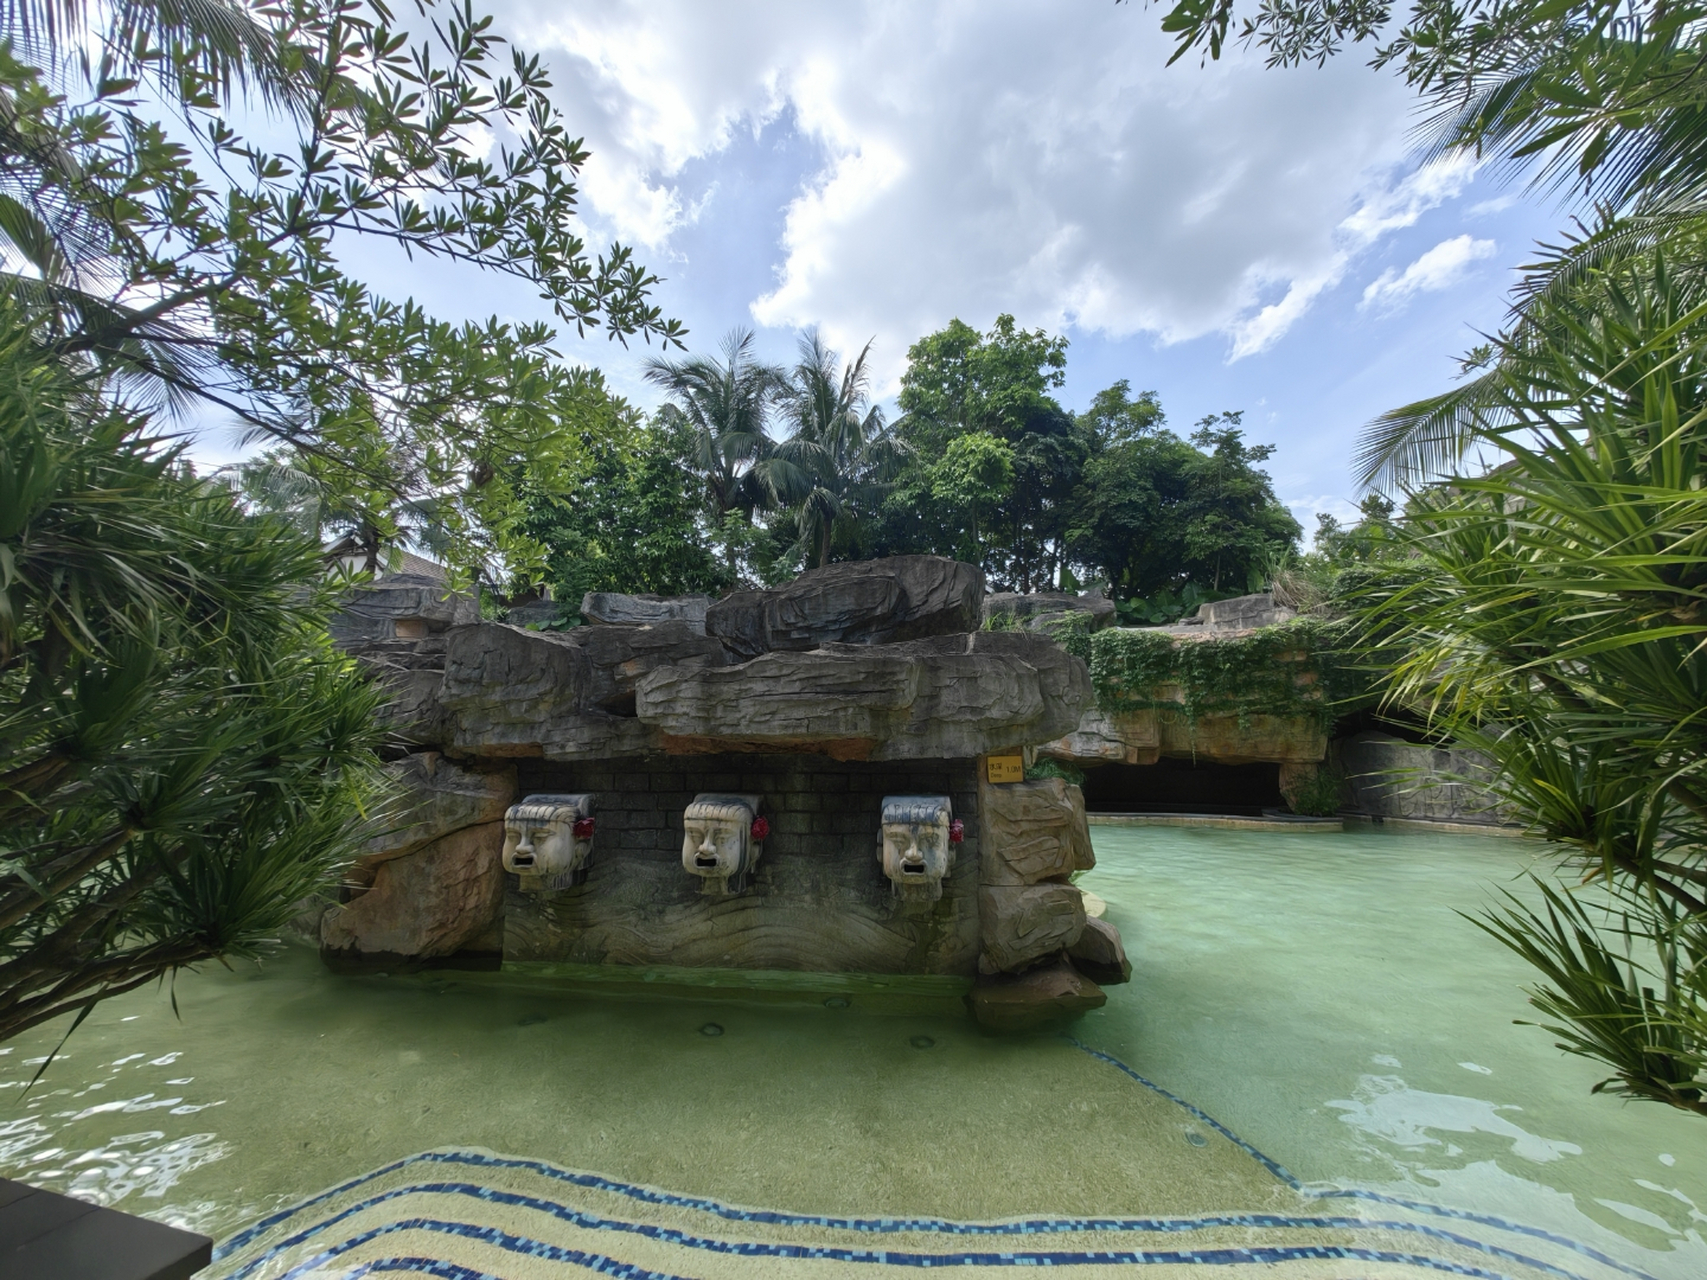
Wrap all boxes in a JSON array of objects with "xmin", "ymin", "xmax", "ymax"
[{"xmin": 1078, "ymin": 758, "xmax": 1284, "ymax": 816}]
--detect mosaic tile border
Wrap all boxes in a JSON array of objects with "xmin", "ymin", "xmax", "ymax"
[
  {"xmin": 260, "ymin": 1215, "xmax": 1536, "ymax": 1280},
  {"xmin": 217, "ymin": 1178, "xmax": 1618, "ymax": 1280}
]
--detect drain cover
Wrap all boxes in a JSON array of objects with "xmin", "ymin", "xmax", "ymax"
[
  {"xmin": 700, "ymin": 1022, "xmax": 724, "ymax": 1037},
  {"xmin": 910, "ymin": 1035, "xmax": 935, "ymax": 1050}
]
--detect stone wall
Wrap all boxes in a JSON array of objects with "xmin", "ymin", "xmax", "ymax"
[
  {"xmin": 1336, "ymin": 732, "xmax": 1510, "ymax": 826},
  {"xmin": 502, "ymin": 753, "xmax": 983, "ymax": 975}
]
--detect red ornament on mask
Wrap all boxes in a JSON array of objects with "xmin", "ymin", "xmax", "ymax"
[
  {"xmin": 948, "ymin": 819, "xmax": 965, "ymax": 844},
  {"xmin": 750, "ymin": 816, "xmax": 771, "ymax": 841},
  {"xmin": 572, "ymin": 817, "xmax": 595, "ymax": 840}
]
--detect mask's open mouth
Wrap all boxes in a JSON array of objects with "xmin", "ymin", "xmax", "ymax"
[
  {"xmin": 512, "ymin": 852, "xmax": 535, "ymax": 867},
  {"xmin": 695, "ymin": 853, "xmax": 720, "ymax": 868},
  {"xmin": 902, "ymin": 861, "xmax": 926, "ymax": 875}
]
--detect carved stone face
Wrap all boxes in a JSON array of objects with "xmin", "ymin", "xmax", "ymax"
[
  {"xmin": 879, "ymin": 796, "xmax": 953, "ymax": 902},
  {"xmin": 503, "ymin": 793, "xmax": 595, "ymax": 890},
  {"xmin": 681, "ymin": 793, "xmax": 764, "ymax": 893}
]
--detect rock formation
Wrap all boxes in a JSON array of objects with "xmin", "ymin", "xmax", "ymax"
[
  {"xmin": 329, "ymin": 556, "xmax": 1126, "ymax": 1030},
  {"xmin": 705, "ymin": 556, "xmax": 982, "ymax": 658}
]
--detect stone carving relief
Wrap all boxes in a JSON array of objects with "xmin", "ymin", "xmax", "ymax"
[
  {"xmin": 681, "ymin": 793, "xmax": 766, "ymax": 894},
  {"xmin": 877, "ymin": 795, "xmax": 961, "ymax": 902},
  {"xmin": 502, "ymin": 793, "xmax": 597, "ymax": 891}
]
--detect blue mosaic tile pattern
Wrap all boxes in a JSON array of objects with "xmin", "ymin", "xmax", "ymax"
[
  {"xmin": 217, "ymin": 1178, "xmax": 1620, "ymax": 1280},
  {"xmin": 263, "ymin": 1215, "xmax": 1536, "ymax": 1279}
]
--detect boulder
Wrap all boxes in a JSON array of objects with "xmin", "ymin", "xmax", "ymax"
[
  {"xmin": 967, "ymin": 962, "xmax": 1106, "ymax": 1031},
  {"xmin": 1069, "ymin": 916, "xmax": 1132, "ymax": 985},
  {"xmin": 440, "ymin": 621, "xmax": 726, "ymax": 755},
  {"xmin": 632, "ymin": 631, "xmax": 1091, "ymax": 761},
  {"xmin": 505, "ymin": 598, "xmax": 562, "ymax": 628},
  {"xmin": 978, "ymin": 882, "xmax": 1087, "ymax": 974},
  {"xmin": 1176, "ymin": 592, "xmax": 1295, "ymax": 632},
  {"xmin": 979, "ymin": 777, "xmax": 1095, "ymax": 885},
  {"xmin": 362, "ymin": 755, "xmax": 514, "ymax": 866},
  {"xmin": 582, "ymin": 592, "xmax": 711, "ymax": 634},
  {"xmin": 1156, "ymin": 711, "xmax": 1326, "ymax": 765},
  {"xmin": 706, "ymin": 556, "xmax": 983, "ymax": 659},
  {"xmin": 321, "ymin": 821, "xmax": 506, "ymax": 962},
  {"xmin": 983, "ymin": 590, "xmax": 1116, "ymax": 632},
  {"xmin": 346, "ymin": 636, "xmax": 453, "ymax": 745},
  {"xmin": 1037, "ymin": 708, "xmax": 1160, "ymax": 766},
  {"xmin": 330, "ymin": 573, "xmax": 476, "ymax": 647}
]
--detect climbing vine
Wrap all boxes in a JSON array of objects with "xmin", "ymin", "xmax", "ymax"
[{"xmin": 1088, "ymin": 619, "xmax": 1363, "ymax": 734}]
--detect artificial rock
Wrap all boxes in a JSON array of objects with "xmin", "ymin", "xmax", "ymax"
[
  {"xmin": 982, "ymin": 590, "xmax": 1116, "ymax": 632},
  {"xmin": 1069, "ymin": 916, "xmax": 1132, "ymax": 986},
  {"xmin": 582, "ymin": 592, "xmax": 711, "ymax": 634},
  {"xmin": 632, "ymin": 630, "xmax": 1091, "ymax": 761},
  {"xmin": 321, "ymin": 821, "xmax": 506, "ymax": 963},
  {"xmin": 330, "ymin": 573, "xmax": 475, "ymax": 647},
  {"xmin": 439, "ymin": 620, "xmax": 726, "ymax": 755},
  {"xmin": 979, "ymin": 777, "xmax": 1095, "ymax": 886},
  {"xmin": 966, "ymin": 962, "xmax": 1106, "ymax": 1031},
  {"xmin": 364, "ymin": 754, "xmax": 515, "ymax": 866},
  {"xmin": 705, "ymin": 555, "xmax": 983, "ymax": 659},
  {"xmin": 978, "ymin": 882, "xmax": 1087, "ymax": 974}
]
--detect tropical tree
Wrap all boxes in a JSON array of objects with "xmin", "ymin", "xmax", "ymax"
[
  {"xmin": 879, "ymin": 315, "xmax": 1087, "ymax": 589},
  {"xmin": 518, "ymin": 401, "xmax": 735, "ymax": 616},
  {"xmin": 644, "ymin": 329, "xmax": 786, "ymax": 567},
  {"xmin": 1067, "ymin": 402, "xmax": 1300, "ymax": 608},
  {"xmin": 768, "ymin": 332, "xmax": 908, "ymax": 569},
  {"xmin": 0, "ymin": 302, "xmax": 385, "ymax": 1044},
  {"xmin": 0, "ymin": 0, "xmax": 681, "ymax": 583}
]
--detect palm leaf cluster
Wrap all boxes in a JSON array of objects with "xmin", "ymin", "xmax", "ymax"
[
  {"xmin": 1356, "ymin": 250, "xmax": 1707, "ymax": 1110},
  {"xmin": 644, "ymin": 329, "xmax": 908, "ymax": 573},
  {"xmin": 0, "ymin": 300, "xmax": 385, "ymax": 1043}
]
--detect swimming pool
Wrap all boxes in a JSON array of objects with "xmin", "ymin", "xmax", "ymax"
[{"xmin": 2, "ymin": 826, "xmax": 1700, "ymax": 1279}]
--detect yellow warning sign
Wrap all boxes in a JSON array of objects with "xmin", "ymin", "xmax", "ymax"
[{"xmin": 985, "ymin": 754, "xmax": 1025, "ymax": 784}]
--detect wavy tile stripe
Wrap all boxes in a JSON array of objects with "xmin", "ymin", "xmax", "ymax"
[{"xmin": 215, "ymin": 1179, "xmax": 1617, "ymax": 1280}]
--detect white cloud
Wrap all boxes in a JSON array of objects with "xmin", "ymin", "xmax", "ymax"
[
  {"xmin": 1360, "ymin": 234, "xmax": 1497, "ymax": 312},
  {"xmin": 500, "ymin": 0, "xmax": 1480, "ymax": 376}
]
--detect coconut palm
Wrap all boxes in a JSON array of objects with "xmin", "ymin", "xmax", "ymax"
[
  {"xmin": 768, "ymin": 331, "xmax": 908, "ymax": 569},
  {"xmin": 643, "ymin": 329, "xmax": 786, "ymax": 565}
]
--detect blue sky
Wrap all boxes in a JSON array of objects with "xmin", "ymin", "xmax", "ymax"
[{"xmin": 220, "ymin": 0, "xmax": 1567, "ymax": 531}]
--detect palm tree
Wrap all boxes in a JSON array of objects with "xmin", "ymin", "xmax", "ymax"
[
  {"xmin": 643, "ymin": 330, "xmax": 785, "ymax": 563},
  {"xmin": 769, "ymin": 331, "xmax": 908, "ymax": 569}
]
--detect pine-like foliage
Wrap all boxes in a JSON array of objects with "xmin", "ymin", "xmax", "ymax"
[{"xmin": 0, "ymin": 303, "xmax": 385, "ymax": 1043}]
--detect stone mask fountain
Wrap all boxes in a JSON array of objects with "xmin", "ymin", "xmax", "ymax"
[
  {"xmin": 502, "ymin": 793, "xmax": 596, "ymax": 891},
  {"xmin": 681, "ymin": 793, "xmax": 765, "ymax": 895},
  {"xmin": 878, "ymin": 795, "xmax": 956, "ymax": 902}
]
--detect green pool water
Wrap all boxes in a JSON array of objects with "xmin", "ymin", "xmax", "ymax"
[{"xmin": 2, "ymin": 825, "xmax": 1703, "ymax": 1278}]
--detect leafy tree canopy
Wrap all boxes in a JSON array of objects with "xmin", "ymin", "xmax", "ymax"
[{"xmin": 0, "ymin": 0, "xmax": 681, "ymax": 583}]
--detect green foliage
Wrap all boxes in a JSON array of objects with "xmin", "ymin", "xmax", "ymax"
[
  {"xmin": 518, "ymin": 404, "xmax": 735, "ymax": 620},
  {"xmin": 1034, "ymin": 613, "xmax": 1093, "ymax": 663},
  {"xmin": 767, "ymin": 332, "xmax": 908, "ymax": 569},
  {"xmin": 1067, "ymin": 410, "xmax": 1301, "ymax": 601},
  {"xmin": 0, "ymin": 304, "xmax": 385, "ymax": 1043},
  {"xmin": 1089, "ymin": 620, "xmax": 1345, "ymax": 734},
  {"xmin": 1474, "ymin": 882, "xmax": 1707, "ymax": 1116},
  {"xmin": 1285, "ymin": 768, "xmax": 1345, "ymax": 818},
  {"xmin": 1025, "ymin": 757, "xmax": 1086, "ymax": 787},
  {"xmin": 0, "ymin": 0, "xmax": 680, "ymax": 584},
  {"xmin": 1349, "ymin": 243, "xmax": 1707, "ymax": 1113}
]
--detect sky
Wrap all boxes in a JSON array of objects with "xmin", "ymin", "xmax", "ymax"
[{"xmin": 233, "ymin": 0, "xmax": 1568, "ymax": 530}]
